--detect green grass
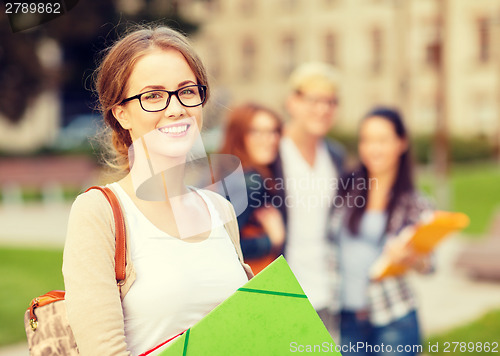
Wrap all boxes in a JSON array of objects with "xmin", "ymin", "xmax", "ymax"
[
  {"xmin": 417, "ymin": 162, "xmax": 500, "ymax": 236},
  {"xmin": 451, "ymin": 163, "xmax": 500, "ymax": 235},
  {"xmin": 0, "ymin": 247, "xmax": 64, "ymax": 347},
  {"xmin": 425, "ymin": 309, "xmax": 500, "ymax": 355}
]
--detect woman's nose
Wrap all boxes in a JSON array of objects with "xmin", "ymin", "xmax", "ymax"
[{"xmin": 164, "ymin": 95, "xmax": 186, "ymax": 119}]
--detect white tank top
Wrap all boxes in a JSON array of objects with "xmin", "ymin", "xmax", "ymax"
[{"xmin": 109, "ymin": 183, "xmax": 248, "ymax": 355}]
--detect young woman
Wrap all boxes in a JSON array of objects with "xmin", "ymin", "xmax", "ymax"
[
  {"xmin": 330, "ymin": 107, "xmax": 433, "ymax": 355},
  {"xmin": 219, "ymin": 103, "xmax": 285, "ymax": 273},
  {"xmin": 62, "ymin": 26, "xmax": 252, "ymax": 355}
]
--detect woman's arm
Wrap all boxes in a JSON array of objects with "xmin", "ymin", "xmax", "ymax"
[
  {"xmin": 383, "ymin": 227, "xmax": 434, "ymax": 274},
  {"xmin": 385, "ymin": 193, "xmax": 437, "ymax": 275},
  {"xmin": 254, "ymin": 206, "xmax": 286, "ymax": 251},
  {"xmin": 239, "ymin": 236, "xmax": 272, "ymax": 260},
  {"xmin": 62, "ymin": 190, "xmax": 131, "ymax": 355}
]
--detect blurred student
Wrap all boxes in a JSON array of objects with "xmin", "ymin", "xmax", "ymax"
[
  {"xmin": 219, "ymin": 103, "xmax": 285, "ymax": 274},
  {"xmin": 331, "ymin": 107, "xmax": 434, "ymax": 356},
  {"xmin": 273, "ymin": 62, "xmax": 345, "ymax": 331}
]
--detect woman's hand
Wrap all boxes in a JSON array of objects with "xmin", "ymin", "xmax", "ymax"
[
  {"xmin": 254, "ymin": 206, "xmax": 286, "ymax": 250},
  {"xmin": 384, "ymin": 226, "xmax": 432, "ymax": 273}
]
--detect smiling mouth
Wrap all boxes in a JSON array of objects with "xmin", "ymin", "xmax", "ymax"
[{"xmin": 158, "ymin": 124, "xmax": 191, "ymax": 136}]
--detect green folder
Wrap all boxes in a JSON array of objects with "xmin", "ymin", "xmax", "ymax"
[{"xmin": 157, "ymin": 256, "xmax": 341, "ymax": 355}]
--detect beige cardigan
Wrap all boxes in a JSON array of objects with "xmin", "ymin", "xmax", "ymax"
[{"xmin": 62, "ymin": 186, "xmax": 253, "ymax": 356}]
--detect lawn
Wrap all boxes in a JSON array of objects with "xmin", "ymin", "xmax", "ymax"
[
  {"xmin": 450, "ymin": 163, "xmax": 500, "ymax": 235},
  {"xmin": 425, "ymin": 309, "xmax": 500, "ymax": 355},
  {"xmin": 417, "ymin": 162, "xmax": 500, "ymax": 236},
  {"xmin": 0, "ymin": 247, "xmax": 64, "ymax": 347}
]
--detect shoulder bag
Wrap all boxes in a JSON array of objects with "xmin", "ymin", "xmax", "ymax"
[{"xmin": 23, "ymin": 186, "xmax": 126, "ymax": 355}]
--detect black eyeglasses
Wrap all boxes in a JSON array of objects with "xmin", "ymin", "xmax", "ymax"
[{"xmin": 120, "ymin": 84, "xmax": 207, "ymax": 112}]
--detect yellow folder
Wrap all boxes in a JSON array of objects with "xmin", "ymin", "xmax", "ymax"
[{"xmin": 370, "ymin": 211, "xmax": 470, "ymax": 281}]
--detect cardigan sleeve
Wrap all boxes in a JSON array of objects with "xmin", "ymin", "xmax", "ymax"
[{"xmin": 62, "ymin": 189, "xmax": 131, "ymax": 356}]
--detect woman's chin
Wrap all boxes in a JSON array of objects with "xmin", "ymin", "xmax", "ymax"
[{"xmin": 153, "ymin": 142, "xmax": 194, "ymax": 160}]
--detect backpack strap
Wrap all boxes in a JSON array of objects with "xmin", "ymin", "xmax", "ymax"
[{"xmin": 85, "ymin": 186, "xmax": 126, "ymax": 283}]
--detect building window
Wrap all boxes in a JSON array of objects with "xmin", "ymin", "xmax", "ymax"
[
  {"xmin": 204, "ymin": 0, "xmax": 221, "ymax": 14},
  {"xmin": 208, "ymin": 42, "xmax": 222, "ymax": 79},
  {"xmin": 280, "ymin": 0, "xmax": 298, "ymax": 12},
  {"xmin": 280, "ymin": 35, "xmax": 296, "ymax": 77},
  {"xmin": 241, "ymin": 38, "xmax": 257, "ymax": 80},
  {"xmin": 424, "ymin": 22, "xmax": 441, "ymax": 69},
  {"xmin": 239, "ymin": 0, "xmax": 256, "ymax": 15},
  {"xmin": 477, "ymin": 17, "xmax": 490, "ymax": 63},
  {"xmin": 371, "ymin": 28, "xmax": 382, "ymax": 73},
  {"xmin": 324, "ymin": 0, "xmax": 339, "ymax": 7},
  {"xmin": 324, "ymin": 32, "xmax": 337, "ymax": 66}
]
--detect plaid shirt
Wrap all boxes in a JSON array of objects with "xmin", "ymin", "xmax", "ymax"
[{"xmin": 328, "ymin": 191, "xmax": 434, "ymax": 326}]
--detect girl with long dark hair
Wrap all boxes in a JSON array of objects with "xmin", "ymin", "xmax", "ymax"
[{"xmin": 330, "ymin": 107, "xmax": 433, "ymax": 355}]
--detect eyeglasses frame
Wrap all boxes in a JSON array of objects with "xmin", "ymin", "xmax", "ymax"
[
  {"xmin": 295, "ymin": 90, "xmax": 339, "ymax": 108},
  {"xmin": 119, "ymin": 84, "xmax": 207, "ymax": 112}
]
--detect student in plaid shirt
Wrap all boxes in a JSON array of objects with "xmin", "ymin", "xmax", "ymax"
[{"xmin": 329, "ymin": 107, "xmax": 434, "ymax": 356}]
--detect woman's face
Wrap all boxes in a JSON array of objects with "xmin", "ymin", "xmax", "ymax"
[
  {"xmin": 244, "ymin": 111, "xmax": 281, "ymax": 166},
  {"xmin": 358, "ymin": 116, "xmax": 408, "ymax": 177},
  {"xmin": 112, "ymin": 48, "xmax": 203, "ymax": 158}
]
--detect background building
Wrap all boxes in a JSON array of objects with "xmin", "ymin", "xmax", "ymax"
[{"xmin": 179, "ymin": 0, "xmax": 500, "ymax": 142}]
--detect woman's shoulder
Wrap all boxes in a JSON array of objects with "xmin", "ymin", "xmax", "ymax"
[
  {"xmin": 72, "ymin": 187, "xmax": 112, "ymax": 209},
  {"xmin": 243, "ymin": 171, "xmax": 271, "ymax": 198},
  {"xmin": 244, "ymin": 170, "xmax": 265, "ymax": 187},
  {"xmin": 68, "ymin": 187, "xmax": 116, "ymax": 226},
  {"xmin": 64, "ymin": 187, "xmax": 118, "ymax": 259}
]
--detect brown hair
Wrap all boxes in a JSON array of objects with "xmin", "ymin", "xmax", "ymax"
[
  {"xmin": 219, "ymin": 103, "xmax": 282, "ymax": 178},
  {"xmin": 94, "ymin": 25, "xmax": 209, "ymax": 173}
]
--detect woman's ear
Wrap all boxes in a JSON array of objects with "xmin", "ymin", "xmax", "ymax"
[{"xmin": 112, "ymin": 105, "xmax": 132, "ymax": 130}]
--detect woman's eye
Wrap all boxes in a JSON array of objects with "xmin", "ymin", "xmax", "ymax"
[
  {"xmin": 143, "ymin": 92, "xmax": 164, "ymax": 100},
  {"xmin": 180, "ymin": 88, "xmax": 196, "ymax": 96}
]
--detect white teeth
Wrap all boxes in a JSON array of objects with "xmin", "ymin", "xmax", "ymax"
[{"xmin": 160, "ymin": 125, "xmax": 188, "ymax": 134}]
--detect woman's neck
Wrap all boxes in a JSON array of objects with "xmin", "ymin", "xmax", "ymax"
[
  {"xmin": 125, "ymin": 143, "xmax": 189, "ymax": 202},
  {"xmin": 366, "ymin": 168, "xmax": 398, "ymax": 211}
]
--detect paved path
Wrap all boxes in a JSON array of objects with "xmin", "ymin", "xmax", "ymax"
[
  {"xmin": 0, "ymin": 203, "xmax": 71, "ymax": 247},
  {"xmin": 1, "ymin": 205, "xmax": 500, "ymax": 355},
  {"xmin": 411, "ymin": 238, "xmax": 500, "ymax": 335},
  {"xmin": 0, "ymin": 203, "xmax": 70, "ymax": 356},
  {"xmin": 0, "ymin": 343, "xmax": 28, "ymax": 356}
]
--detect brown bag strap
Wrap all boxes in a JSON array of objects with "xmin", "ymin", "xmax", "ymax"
[{"xmin": 85, "ymin": 186, "xmax": 126, "ymax": 283}]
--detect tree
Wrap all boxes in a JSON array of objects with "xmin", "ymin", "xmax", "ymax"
[{"xmin": 0, "ymin": 0, "xmax": 198, "ymax": 125}]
